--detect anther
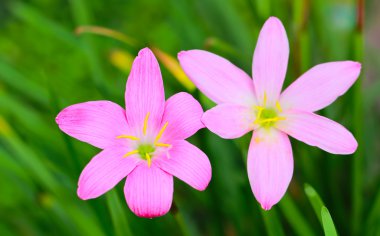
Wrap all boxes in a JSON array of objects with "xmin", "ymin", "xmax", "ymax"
[{"xmin": 143, "ymin": 112, "xmax": 150, "ymax": 135}]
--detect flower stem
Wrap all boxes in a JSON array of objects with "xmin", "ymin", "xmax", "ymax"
[{"xmin": 170, "ymin": 201, "xmax": 191, "ymax": 236}]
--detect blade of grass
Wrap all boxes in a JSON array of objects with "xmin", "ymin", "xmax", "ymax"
[
  {"xmin": 0, "ymin": 116, "xmax": 59, "ymax": 195},
  {"xmin": 152, "ymin": 47, "xmax": 195, "ymax": 92},
  {"xmin": 366, "ymin": 186, "xmax": 380, "ymax": 234},
  {"xmin": 75, "ymin": 26, "xmax": 139, "ymax": 47},
  {"xmin": 321, "ymin": 207, "xmax": 337, "ymax": 236},
  {"xmin": 68, "ymin": 0, "xmax": 109, "ymax": 97},
  {"xmin": 0, "ymin": 60, "xmax": 48, "ymax": 107},
  {"xmin": 106, "ymin": 190, "xmax": 133, "ymax": 236},
  {"xmin": 108, "ymin": 49, "xmax": 134, "ymax": 74},
  {"xmin": 351, "ymin": 3, "xmax": 364, "ymax": 232},
  {"xmin": 305, "ymin": 183, "xmax": 339, "ymax": 235},
  {"xmin": 10, "ymin": 2, "xmax": 81, "ymax": 47},
  {"xmin": 260, "ymin": 208, "xmax": 285, "ymax": 236},
  {"xmin": 279, "ymin": 194, "xmax": 316, "ymax": 236},
  {"xmin": 304, "ymin": 183, "xmax": 324, "ymax": 225}
]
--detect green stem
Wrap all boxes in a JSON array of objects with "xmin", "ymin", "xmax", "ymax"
[
  {"xmin": 351, "ymin": 1, "xmax": 364, "ymax": 233},
  {"xmin": 170, "ymin": 201, "xmax": 191, "ymax": 236}
]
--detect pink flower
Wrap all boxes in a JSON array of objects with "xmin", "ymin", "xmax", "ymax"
[
  {"xmin": 56, "ymin": 48, "xmax": 211, "ymax": 218},
  {"xmin": 178, "ymin": 17, "xmax": 361, "ymax": 210}
]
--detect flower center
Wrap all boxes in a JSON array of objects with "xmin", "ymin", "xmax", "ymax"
[
  {"xmin": 138, "ymin": 143, "xmax": 155, "ymax": 157},
  {"xmin": 116, "ymin": 112, "xmax": 171, "ymax": 167},
  {"xmin": 253, "ymin": 93, "xmax": 285, "ymax": 129}
]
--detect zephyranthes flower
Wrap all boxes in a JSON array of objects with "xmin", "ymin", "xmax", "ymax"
[
  {"xmin": 56, "ymin": 48, "xmax": 211, "ymax": 218},
  {"xmin": 178, "ymin": 17, "xmax": 361, "ymax": 210}
]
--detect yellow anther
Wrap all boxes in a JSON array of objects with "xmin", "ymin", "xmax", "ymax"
[
  {"xmin": 254, "ymin": 105, "xmax": 264, "ymax": 122},
  {"xmin": 123, "ymin": 150, "xmax": 139, "ymax": 158},
  {"xmin": 146, "ymin": 153, "xmax": 151, "ymax": 167},
  {"xmin": 155, "ymin": 143, "xmax": 171, "ymax": 147},
  {"xmin": 155, "ymin": 122, "xmax": 169, "ymax": 143},
  {"xmin": 276, "ymin": 102, "xmax": 283, "ymax": 112},
  {"xmin": 143, "ymin": 112, "xmax": 150, "ymax": 135},
  {"xmin": 116, "ymin": 135, "xmax": 140, "ymax": 141},
  {"xmin": 259, "ymin": 117, "xmax": 286, "ymax": 124},
  {"xmin": 263, "ymin": 92, "xmax": 267, "ymax": 106}
]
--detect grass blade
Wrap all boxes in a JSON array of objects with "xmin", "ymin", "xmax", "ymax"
[
  {"xmin": 106, "ymin": 190, "xmax": 133, "ymax": 236},
  {"xmin": 261, "ymin": 208, "xmax": 285, "ymax": 236},
  {"xmin": 321, "ymin": 207, "xmax": 337, "ymax": 236},
  {"xmin": 279, "ymin": 194, "xmax": 315, "ymax": 236},
  {"xmin": 304, "ymin": 183, "xmax": 324, "ymax": 225}
]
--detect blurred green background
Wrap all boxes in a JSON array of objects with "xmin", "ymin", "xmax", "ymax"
[{"xmin": 0, "ymin": 0, "xmax": 378, "ymax": 235}]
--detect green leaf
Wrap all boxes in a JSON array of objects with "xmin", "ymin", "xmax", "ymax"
[
  {"xmin": 321, "ymin": 207, "xmax": 338, "ymax": 236},
  {"xmin": 279, "ymin": 194, "xmax": 315, "ymax": 236},
  {"xmin": 304, "ymin": 183, "xmax": 324, "ymax": 225},
  {"xmin": 106, "ymin": 190, "xmax": 133, "ymax": 236}
]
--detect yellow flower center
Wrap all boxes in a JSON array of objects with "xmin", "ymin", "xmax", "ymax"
[
  {"xmin": 253, "ymin": 93, "xmax": 285, "ymax": 129},
  {"xmin": 116, "ymin": 112, "xmax": 171, "ymax": 167}
]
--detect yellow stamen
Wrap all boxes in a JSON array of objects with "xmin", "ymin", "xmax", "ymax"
[
  {"xmin": 155, "ymin": 143, "xmax": 171, "ymax": 147},
  {"xmin": 143, "ymin": 112, "xmax": 150, "ymax": 135},
  {"xmin": 263, "ymin": 92, "xmax": 267, "ymax": 106},
  {"xmin": 276, "ymin": 101, "xmax": 283, "ymax": 112},
  {"xmin": 155, "ymin": 122, "xmax": 169, "ymax": 143},
  {"xmin": 123, "ymin": 150, "xmax": 139, "ymax": 158},
  {"xmin": 116, "ymin": 135, "xmax": 140, "ymax": 140},
  {"xmin": 146, "ymin": 153, "xmax": 151, "ymax": 167},
  {"xmin": 254, "ymin": 106, "xmax": 264, "ymax": 123},
  {"xmin": 259, "ymin": 117, "xmax": 286, "ymax": 124}
]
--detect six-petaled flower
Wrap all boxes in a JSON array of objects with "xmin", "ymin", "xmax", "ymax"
[
  {"xmin": 56, "ymin": 48, "xmax": 212, "ymax": 218},
  {"xmin": 178, "ymin": 17, "xmax": 361, "ymax": 210}
]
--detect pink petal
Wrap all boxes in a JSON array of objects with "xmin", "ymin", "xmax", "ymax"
[
  {"xmin": 56, "ymin": 101, "xmax": 129, "ymax": 149},
  {"xmin": 252, "ymin": 17, "xmax": 289, "ymax": 105},
  {"xmin": 202, "ymin": 103, "xmax": 255, "ymax": 139},
  {"xmin": 277, "ymin": 110, "xmax": 358, "ymax": 154},
  {"xmin": 280, "ymin": 61, "xmax": 361, "ymax": 112},
  {"xmin": 124, "ymin": 164, "xmax": 173, "ymax": 218},
  {"xmin": 125, "ymin": 48, "xmax": 165, "ymax": 135},
  {"xmin": 160, "ymin": 92, "xmax": 204, "ymax": 142},
  {"xmin": 247, "ymin": 129, "xmax": 293, "ymax": 210},
  {"xmin": 77, "ymin": 146, "xmax": 141, "ymax": 200},
  {"xmin": 155, "ymin": 140, "xmax": 211, "ymax": 191},
  {"xmin": 178, "ymin": 50, "xmax": 256, "ymax": 106}
]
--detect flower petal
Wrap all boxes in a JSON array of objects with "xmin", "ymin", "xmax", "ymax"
[
  {"xmin": 178, "ymin": 50, "xmax": 256, "ymax": 106},
  {"xmin": 77, "ymin": 146, "xmax": 141, "ymax": 200},
  {"xmin": 124, "ymin": 164, "xmax": 173, "ymax": 218},
  {"xmin": 56, "ymin": 101, "xmax": 129, "ymax": 149},
  {"xmin": 252, "ymin": 17, "xmax": 289, "ymax": 105},
  {"xmin": 155, "ymin": 140, "xmax": 211, "ymax": 191},
  {"xmin": 125, "ymin": 48, "xmax": 165, "ymax": 135},
  {"xmin": 280, "ymin": 61, "xmax": 361, "ymax": 112},
  {"xmin": 160, "ymin": 92, "xmax": 204, "ymax": 142},
  {"xmin": 247, "ymin": 129, "xmax": 293, "ymax": 210},
  {"xmin": 202, "ymin": 103, "xmax": 255, "ymax": 139},
  {"xmin": 277, "ymin": 110, "xmax": 357, "ymax": 154}
]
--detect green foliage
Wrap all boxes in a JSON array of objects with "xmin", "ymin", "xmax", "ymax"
[{"xmin": 0, "ymin": 0, "xmax": 377, "ymax": 235}]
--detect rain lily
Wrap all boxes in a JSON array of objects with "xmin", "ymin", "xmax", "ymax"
[
  {"xmin": 56, "ymin": 48, "xmax": 211, "ymax": 218},
  {"xmin": 178, "ymin": 17, "xmax": 361, "ymax": 210}
]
